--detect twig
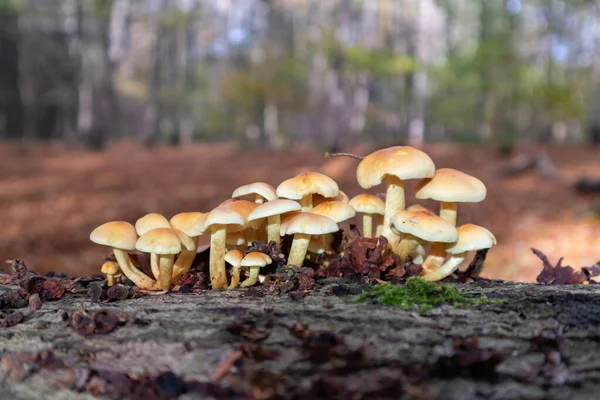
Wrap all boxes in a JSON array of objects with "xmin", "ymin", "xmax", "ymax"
[
  {"xmin": 324, "ymin": 152, "xmax": 364, "ymax": 161},
  {"xmin": 211, "ymin": 349, "xmax": 243, "ymax": 380}
]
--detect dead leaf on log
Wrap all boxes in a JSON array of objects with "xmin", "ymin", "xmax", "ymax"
[{"xmin": 532, "ymin": 248, "xmax": 586, "ymax": 284}]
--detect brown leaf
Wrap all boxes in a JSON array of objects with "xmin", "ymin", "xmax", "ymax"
[
  {"xmin": 22, "ymin": 276, "xmax": 66, "ymax": 301},
  {"xmin": 69, "ymin": 309, "xmax": 127, "ymax": 336},
  {"xmin": 533, "ymin": 248, "xmax": 586, "ymax": 285},
  {"xmin": 106, "ymin": 284, "xmax": 130, "ymax": 301},
  {"xmin": 0, "ymin": 289, "xmax": 29, "ymax": 310}
]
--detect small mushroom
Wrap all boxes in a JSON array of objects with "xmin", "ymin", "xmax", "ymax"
[
  {"xmin": 225, "ymin": 250, "xmax": 244, "ymax": 289},
  {"xmin": 169, "ymin": 212, "xmax": 207, "ymax": 282},
  {"xmin": 357, "ymin": 146, "xmax": 435, "ymax": 251},
  {"xmin": 276, "ymin": 172, "xmax": 339, "ymax": 211},
  {"xmin": 415, "ymin": 168, "xmax": 486, "ymax": 226},
  {"xmin": 135, "ymin": 213, "xmax": 172, "ymax": 280},
  {"xmin": 406, "ymin": 204, "xmax": 430, "ymax": 213},
  {"xmin": 421, "ymin": 224, "xmax": 496, "ymax": 281},
  {"xmin": 349, "ymin": 194, "xmax": 385, "ymax": 238},
  {"xmin": 311, "ymin": 201, "xmax": 356, "ymax": 252},
  {"xmin": 90, "ymin": 221, "xmax": 157, "ymax": 289},
  {"xmin": 196, "ymin": 207, "xmax": 245, "ymax": 290},
  {"xmin": 101, "ymin": 261, "xmax": 121, "ymax": 286},
  {"xmin": 284, "ymin": 213, "xmax": 338, "ymax": 268},
  {"xmin": 136, "ymin": 228, "xmax": 195, "ymax": 291},
  {"xmin": 240, "ymin": 252, "xmax": 272, "ymax": 287},
  {"xmin": 391, "ymin": 210, "xmax": 457, "ymax": 264},
  {"xmin": 247, "ymin": 199, "xmax": 301, "ymax": 246},
  {"xmin": 232, "ymin": 182, "xmax": 278, "ymax": 204}
]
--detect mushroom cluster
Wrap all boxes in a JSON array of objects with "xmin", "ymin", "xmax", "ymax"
[{"xmin": 90, "ymin": 146, "xmax": 495, "ymax": 291}]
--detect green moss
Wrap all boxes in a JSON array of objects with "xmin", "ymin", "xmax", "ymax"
[{"xmin": 352, "ymin": 277, "xmax": 503, "ymax": 313}]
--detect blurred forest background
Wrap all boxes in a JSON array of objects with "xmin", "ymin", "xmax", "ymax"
[{"xmin": 0, "ymin": 0, "xmax": 599, "ymax": 281}]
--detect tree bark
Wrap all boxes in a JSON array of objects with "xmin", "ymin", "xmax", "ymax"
[{"xmin": 1, "ymin": 279, "xmax": 600, "ymax": 399}]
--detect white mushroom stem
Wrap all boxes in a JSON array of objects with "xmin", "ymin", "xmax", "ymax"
[
  {"xmin": 150, "ymin": 254, "xmax": 160, "ymax": 280},
  {"xmin": 172, "ymin": 237, "xmax": 199, "ymax": 283},
  {"xmin": 421, "ymin": 252, "xmax": 467, "ymax": 281},
  {"xmin": 375, "ymin": 215, "xmax": 384, "ymax": 237},
  {"xmin": 288, "ymin": 233, "xmax": 310, "ymax": 268},
  {"xmin": 440, "ymin": 202, "xmax": 458, "ymax": 226},
  {"xmin": 112, "ymin": 248, "xmax": 157, "ymax": 289},
  {"xmin": 209, "ymin": 226, "xmax": 228, "ymax": 290},
  {"xmin": 245, "ymin": 229, "xmax": 257, "ymax": 246},
  {"xmin": 229, "ymin": 266, "xmax": 241, "ymax": 289},
  {"xmin": 157, "ymin": 254, "xmax": 175, "ymax": 291},
  {"xmin": 240, "ymin": 267, "xmax": 260, "ymax": 287},
  {"xmin": 266, "ymin": 215, "xmax": 281, "ymax": 245},
  {"xmin": 396, "ymin": 235, "xmax": 425, "ymax": 264},
  {"xmin": 253, "ymin": 195, "xmax": 265, "ymax": 204},
  {"xmin": 362, "ymin": 214, "xmax": 373, "ymax": 238},
  {"xmin": 300, "ymin": 195, "xmax": 313, "ymax": 212},
  {"xmin": 382, "ymin": 176, "xmax": 405, "ymax": 247},
  {"xmin": 422, "ymin": 246, "xmax": 447, "ymax": 274}
]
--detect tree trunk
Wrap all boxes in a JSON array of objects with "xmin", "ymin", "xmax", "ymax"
[
  {"xmin": 0, "ymin": 4, "xmax": 23, "ymax": 140},
  {"xmin": 1, "ymin": 279, "xmax": 600, "ymax": 399}
]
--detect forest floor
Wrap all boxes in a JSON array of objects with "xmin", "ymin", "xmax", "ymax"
[{"xmin": 0, "ymin": 141, "xmax": 599, "ymax": 281}]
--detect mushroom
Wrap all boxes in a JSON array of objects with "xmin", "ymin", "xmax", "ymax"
[
  {"xmin": 279, "ymin": 211, "xmax": 301, "ymax": 237},
  {"xmin": 223, "ymin": 200, "xmax": 264, "ymax": 245},
  {"xmin": 349, "ymin": 194, "xmax": 385, "ymax": 238},
  {"xmin": 356, "ymin": 146, "xmax": 435, "ymax": 251},
  {"xmin": 284, "ymin": 213, "xmax": 339, "ymax": 268},
  {"xmin": 247, "ymin": 199, "xmax": 302, "ymax": 246},
  {"xmin": 276, "ymin": 172, "xmax": 339, "ymax": 211},
  {"xmin": 136, "ymin": 228, "xmax": 196, "ymax": 291},
  {"xmin": 90, "ymin": 221, "xmax": 157, "ymax": 290},
  {"xmin": 101, "ymin": 261, "xmax": 121, "ymax": 286},
  {"xmin": 390, "ymin": 210, "xmax": 457, "ymax": 264},
  {"xmin": 196, "ymin": 207, "xmax": 245, "ymax": 290},
  {"xmin": 169, "ymin": 212, "xmax": 207, "ymax": 282},
  {"xmin": 232, "ymin": 182, "xmax": 278, "ymax": 204},
  {"xmin": 135, "ymin": 213, "xmax": 172, "ymax": 280},
  {"xmin": 225, "ymin": 250, "xmax": 244, "ymax": 289},
  {"xmin": 311, "ymin": 201, "xmax": 356, "ymax": 252},
  {"xmin": 416, "ymin": 168, "xmax": 487, "ymax": 270},
  {"xmin": 314, "ymin": 190, "xmax": 350, "ymax": 206},
  {"xmin": 415, "ymin": 168, "xmax": 486, "ymax": 226},
  {"xmin": 421, "ymin": 224, "xmax": 496, "ymax": 282},
  {"xmin": 240, "ymin": 252, "xmax": 272, "ymax": 287},
  {"xmin": 226, "ymin": 231, "xmax": 246, "ymax": 251}
]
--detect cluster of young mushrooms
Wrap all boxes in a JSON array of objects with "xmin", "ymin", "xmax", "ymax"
[{"xmin": 90, "ymin": 146, "xmax": 496, "ymax": 291}]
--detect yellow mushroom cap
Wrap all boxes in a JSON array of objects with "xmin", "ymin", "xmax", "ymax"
[
  {"xmin": 445, "ymin": 224, "xmax": 496, "ymax": 254},
  {"xmin": 314, "ymin": 190, "xmax": 350, "ymax": 206},
  {"xmin": 284, "ymin": 212, "xmax": 339, "ymax": 236},
  {"xmin": 226, "ymin": 231, "xmax": 246, "ymax": 246},
  {"xmin": 241, "ymin": 252, "xmax": 272, "ymax": 267},
  {"xmin": 218, "ymin": 198, "xmax": 236, "ymax": 207},
  {"xmin": 248, "ymin": 199, "xmax": 302, "ymax": 221},
  {"xmin": 169, "ymin": 212, "xmax": 207, "ymax": 237},
  {"xmin": 101, "ymin": 261, "xmax": 120, "ymax": 275},
  {"xmin": 279, "ymin": 211, "xmax": 301, "ymax": 236},
  {"xmin": 276, "ymin": 172, "xmax": 339, "ymax": 201},
  {"xmin": 224, "ymin": 250, "xmax": 244, "ymax": 268},
  {"xmin": 356, "ymin": 146, "xmax": 435, "ymax": 189},
  {"xmin": 135, "ymin": 213, "xmax": 171, "ymax": 236},
  {"xmin": 390, "ymin": 210, "xmax": 458, "ymax": 243},
  {"xmin": 197, "ymin": 207, "xmax": 245, "ymax": 233},
  {"xmin": 311, "ymin": 201, "xmax": 356, "ymax": 223},
  {"xmin": 173, "ymin": 229, "xmax": 197, "ymax": 252},
  {"xmin": 136, "ymin": 228, "xmax": 183, "ymax": 255},
  {"xmin": 406, "ymin": 204, "xmax": 430, "ymax": 213},
  {"xmin": 415, "ymin": 168, "xmax": 486, "ymax": 203},
  {"xmin": 232, "ymin": 182, "xmax": 278, "ymax": 202},
  {"xmin": 90, "ymin": 221, "xmax": 138, "ymax": 251},
  {"xmin": 349, "ymin": 194, "xmax": 385, "ymax": 215},
  {"xmin": 223, "ymin": 200, "xmax": 264, "ymax": 230}
]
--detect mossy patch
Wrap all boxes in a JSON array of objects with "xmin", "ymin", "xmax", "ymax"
[{"xmin": 352, "ymin": 277, "xmax": 503, "ymax": 313}]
